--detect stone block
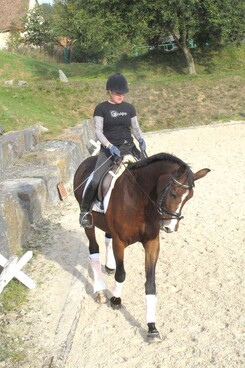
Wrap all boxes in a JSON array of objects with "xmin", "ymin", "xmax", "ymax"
[
  {"xmin": 33, "ymin": 140, "xmax": 84, "ymax": 186},
  {"xmin": 16, "ymin": 166, "xmax": 62, "ymax": 205},
  {"xmin": 59, "ymin": 70, "xmax": 69, "ymax": 82},
  {"xmin": 2, "ymin": 164, "xmax": 62, "ymax": 205},
  {"xmin": 0, "ymin": 126, "xmax": 43, "ymax": 176},
  {"xmin": 60, "ymin": 120, "xmax": 95, "ymax": 157},
  {"xmin": 22, "ymin": 125, "xmax": 42, "ymax": 151},
  {"xmin": 0, "ymin": 178, "xmax": 47, "ymax": 257},
  {"xmin": 0, "ymin": 131, "xmax": 25, "ymax": 175},
  {"xmin": 0, "ymin": 120, "xmax": 93, "ymax": 254}
]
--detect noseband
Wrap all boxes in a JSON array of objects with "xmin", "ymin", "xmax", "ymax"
[{"xmin": 157, "ymin": 177, "xmax": 193, "ymax": 220}]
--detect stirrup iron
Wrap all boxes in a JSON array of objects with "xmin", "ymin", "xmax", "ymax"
[{"xmin": 79, "ymin": 212, "xmax": 93, "ymax": 228}]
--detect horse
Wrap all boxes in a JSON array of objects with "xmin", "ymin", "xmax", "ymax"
[{"xmin": 73, "ymin": 152, "xmax": 210, "ymax": 341}]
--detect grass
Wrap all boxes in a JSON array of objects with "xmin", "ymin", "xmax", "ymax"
[
  {"xmin": 0, "ymin": 45, "xmax": 244, "ymax": 138},
  {"xmin": 0, "ymin": 279, "xmax": 27, "ymax": 312},
  {"xmin": 0, "ymin": 342, "xmax": 26, "ymax": 365},
  {"xmin": 0, "ymin": 280, "xmax": 28, "ymax": 364}
]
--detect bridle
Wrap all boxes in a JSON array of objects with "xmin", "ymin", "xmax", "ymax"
[
  {"xmin": 157, "ymin": 177, "xmax": 194, "ymax": 220},
  {"xmin": 124, "ymin": 161, "xmax": 194, "ymax": 221}
]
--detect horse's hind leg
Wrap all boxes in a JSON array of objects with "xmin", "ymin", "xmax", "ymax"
[
  {"xmin": 105, "ymin": 233, "xmax": 116, "ymax": 274},
  {"xmin": 85, "ymin": 227, "xmax": 107, "ymax": 303}
]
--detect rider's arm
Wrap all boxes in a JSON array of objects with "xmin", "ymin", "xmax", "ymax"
[
  {"xmin": 94, "ymin": 115, "xmax": 112, "ymax": 148},
  {"xmin": 131, "ymin": 116, "xmax": 144, "ymax": 141}
]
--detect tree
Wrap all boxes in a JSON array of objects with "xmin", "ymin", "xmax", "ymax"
[
  {"xmin": 23, "ymin": 4, "xmax": 54, "ymax": 48},
  {"xmin": 51, "ymin": 0, "xmax": 143, "ymax": 62},
  {"xmin": 138, "ymin": 0, "xmax": 245, "ymax": 75},
  {"xmin": 195, "ymin": 0, "xmax": 245, "ymax": 47},
  {"xmin": 49, "ymin": 0, "xmax": 245, "ymax": 69},
  {"xmin": 67, "ymin": 0, "xmax": 200, "ymax": 73}
]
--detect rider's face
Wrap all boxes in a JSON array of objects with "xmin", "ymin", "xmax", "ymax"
[{"xmin": 109, "ymin": 91, "xmax": 125, "ymax": 104}]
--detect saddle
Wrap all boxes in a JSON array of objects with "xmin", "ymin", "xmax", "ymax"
[{"xmin": 93, "ymin": 155, "xmax": 135, "ymax": 213}]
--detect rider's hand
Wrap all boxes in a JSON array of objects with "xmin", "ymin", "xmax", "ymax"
[
  {"xmin": 139, "ymin": 138, "xmax": 146, "ymax": 151},
  {"xmin": 109, "ymin": 145, "xmax": 121, "ymax": 157}
]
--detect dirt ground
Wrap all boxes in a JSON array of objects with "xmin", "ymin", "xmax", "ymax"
[{"xmin": 2, "ymin": 121, "xmax": 244, "ymax": 368}]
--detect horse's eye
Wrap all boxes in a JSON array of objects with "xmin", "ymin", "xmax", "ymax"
[{"xmin": 170, "ymin": 192, "xmax": 177, "ymax": 199}]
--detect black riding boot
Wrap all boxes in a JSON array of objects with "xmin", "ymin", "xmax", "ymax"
[{"xmin": 80, "ymin": 182, "xmax": 97, "ymax": 228}]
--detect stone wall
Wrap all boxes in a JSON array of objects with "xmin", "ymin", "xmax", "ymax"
[{"xmin": 0, "ymin": 120, "xmax": 95, "ymax": 257}]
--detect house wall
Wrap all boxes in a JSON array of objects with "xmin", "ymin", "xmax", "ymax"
[
  {"xmin": 0, "ymin": 0, "xmax": 36, "ymax": 50},
  {"xmin": 0, "ymin": 32, "xmax": 9, "ymax": 50}
]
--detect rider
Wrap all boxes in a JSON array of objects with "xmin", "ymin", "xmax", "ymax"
[{"xmin": 80, "ymin": 73, "xmax": 147, "ymax": 228}]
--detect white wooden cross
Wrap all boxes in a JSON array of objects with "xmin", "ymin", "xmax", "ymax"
[{"xmin": 0, "ymin": 251, "xmax": 36, "ymax": 294}]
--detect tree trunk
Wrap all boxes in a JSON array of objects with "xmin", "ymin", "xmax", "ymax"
[
  {"xmin": 182, "ymin": 43, "xmax": 197, "ymax": 76},
  {"xmin": 173, "ymin": 24, "xmax": 197, "ymax": 76}
]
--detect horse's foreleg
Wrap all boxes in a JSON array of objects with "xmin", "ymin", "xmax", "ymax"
[
  {"xmin": 85, "ymin": 227, "xmax": 107, "ymax": 303},
  {"xmin": 89, "ymin": 254, "xmax": 106, "ymax": 292},
  {"xmin": 85, "ymin": 227, "xmax": 100, "ymax": 255},
  {"xmin": 105, "ymin": 233, "xmax": 116, "ymax": 274},
  {"xmin": 110, "ymin": 240, "xmax": 126, "ymax": 309},
  {"xmin": 144, "ymin": 238, "xmax": 161, "ymax": 341}
]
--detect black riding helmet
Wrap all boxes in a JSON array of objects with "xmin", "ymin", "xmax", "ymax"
[{"xmin": 106, "ymin": 73, "xmax": 129, "ymax": 94}]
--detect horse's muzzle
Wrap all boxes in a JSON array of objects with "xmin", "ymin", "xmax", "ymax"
[{"xmin": 160, "ymin": 215, "xmax": 184, "ymax": 233}]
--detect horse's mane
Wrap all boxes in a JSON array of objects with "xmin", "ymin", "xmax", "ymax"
[{"xmin": 128, "ymin": 153, "xmax": 190, "ymax": 170}]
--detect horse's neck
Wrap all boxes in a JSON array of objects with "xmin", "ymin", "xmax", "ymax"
[{"xmin": 132, "ymin": 161, "xmax": 178, "ymax": 191}]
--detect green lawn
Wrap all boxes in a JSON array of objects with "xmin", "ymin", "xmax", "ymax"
[{"xmin": 0, "ymin": 45, "xmax": 244, "ymax": 138}]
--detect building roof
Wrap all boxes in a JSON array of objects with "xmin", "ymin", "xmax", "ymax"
[{"xmin": 0, "ymin": 0, "xmax": 36, "ymax": 31}]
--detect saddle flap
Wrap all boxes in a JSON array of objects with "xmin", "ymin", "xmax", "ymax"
[
  {"xmin": 97, "ymin": 163, "xmax": 120, "ymax": 201},
  {"xmin": 97, "ymin": 155, "xmax": 135, "ymax": 203}
]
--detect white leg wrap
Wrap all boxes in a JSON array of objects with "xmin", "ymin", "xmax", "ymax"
[
  {"xmin": 89, "ymin": 253, "xmax": 106, "ymax": 293},
  {"xmin": 112, "ymin": 281, "xmax": 124, "ymax": 298},
  {"xmin": 146, "ymin": 294, "xmax": 157, "ymax": 324},
  {"xmin": 105, "ymin": 236, "xmax": 116, "ymax": 270}
]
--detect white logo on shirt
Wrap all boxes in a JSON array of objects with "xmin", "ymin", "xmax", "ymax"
[{"xmin": 110, "ymin": 110, "xmax": 127, "ymax": 118}]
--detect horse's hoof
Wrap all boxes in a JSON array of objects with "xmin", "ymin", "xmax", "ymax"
[
  {"xmin": 105, "ymin": 265, "xmax": 115, "ymax": 275},
  {"xmin": 147, "ymin": 331, "xmax": 162, "ymax": 343},
  {"xmin": 147, "ymin": 323, "xmax": 162, "ymax": 343},
  {"xmin": 110, "ymin": 296, "xmax": 122, "ymax": 309},
  {"xmin": 96, "ymin": 290, "xmax": 107, "ymax": 304}
]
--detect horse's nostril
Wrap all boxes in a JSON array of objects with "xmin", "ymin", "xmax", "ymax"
[{"xmin": 164, "ymin": 227, "xmax": 172, "ymax": 233}]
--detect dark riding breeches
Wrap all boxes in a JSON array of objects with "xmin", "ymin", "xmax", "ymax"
[{"xmin": 80, "ymin": 148, "xmax": 113, "ymax": 212}]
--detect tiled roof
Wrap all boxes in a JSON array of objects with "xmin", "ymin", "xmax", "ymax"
[{"xmin": 0, "ymin": 0, "xmax": 32, "ymax": 31}]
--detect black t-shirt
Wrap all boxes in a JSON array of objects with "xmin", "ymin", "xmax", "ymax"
[{"xmin": 93, "ymin": 101, "xmax": 136, "ymax": 146}]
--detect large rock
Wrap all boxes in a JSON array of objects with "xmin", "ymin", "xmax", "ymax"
[
  {"xmin": 32, "ymin": 140, "xmax": 83, "ymax": 186},
  {"xmin": 0, "ymin": 120, "xmax": 95, "ymax": 256},
  {"xmin": 0, "ymin": 178, "xmax": 48, "ymax": 256},
  {"xmin": 0, "ymin": 131, "xmax": 25, "ymax": 175},
  {"xmin": 0, "ymin": 125, "xmax": 42, "ymax": 175},
  {"xmin": 12, "ymin": 166, "xmax": 62, "ymax": 205},
  {"xmin": 22, "ymin": 126, "xmax": 42, "ymax": 151},
  {"xmin": 59, "ymin": 120, "xmax": 95, "ymax": 158},
  {"xmin": 59, "ymin": 70, "xmax": 69, "ymax": 83}
]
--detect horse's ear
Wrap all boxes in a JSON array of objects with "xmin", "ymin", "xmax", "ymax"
[
  {"xmin": 194, "ymin": 168, "xmax": 211, "ymax": 181},
  {"xmin": 176, "ymin": 164, "xmax": 187, "ymax": 178}
]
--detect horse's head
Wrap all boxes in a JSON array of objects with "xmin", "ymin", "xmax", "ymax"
[{"xmin": 157, "ymin": 164, "xmax": 210, "ymax": 233}]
